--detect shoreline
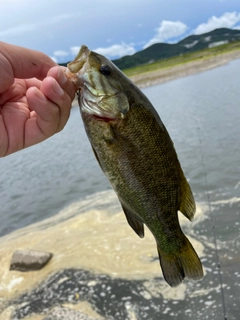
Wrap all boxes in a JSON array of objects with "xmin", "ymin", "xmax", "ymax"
[
  {"xmin": 129, "ymin": 49, "xmax": 240, "ymax": 88},
  {"xmin": 71, "ymin": 49, "xmax": 240, "ymax": 105}
]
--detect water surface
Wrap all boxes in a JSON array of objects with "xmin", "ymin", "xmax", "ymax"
[{"xmin": 0, "ymin": 60, "xmax": 240, "ymax": 319}]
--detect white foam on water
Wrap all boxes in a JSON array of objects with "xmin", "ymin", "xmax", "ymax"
[
  {"xmin": 0, "ymin": 190, "xmax": 207, "ymax": 305},
  {"xmin": 5, "ymin": 276, "xmax": 24, "ymax": 292},
  {"xmin": 211, "ymin": 196, "xmax": 240, "ymax": 206}
]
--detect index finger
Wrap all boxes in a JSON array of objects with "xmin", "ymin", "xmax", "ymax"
[{"xmin": 0, "ymin": 41, "xmax": 57, "ymax": 94}]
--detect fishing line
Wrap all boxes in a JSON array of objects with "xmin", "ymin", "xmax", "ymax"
[{"xmin": 197, "ymin": 122, "xmax": 227, "ymax": 320}]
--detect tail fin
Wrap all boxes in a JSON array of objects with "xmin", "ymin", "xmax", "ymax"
[{"xmin": 157, "ymin": 236, "xmax": 204, "ymax": 287}]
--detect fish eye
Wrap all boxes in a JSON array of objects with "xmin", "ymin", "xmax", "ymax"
[{"xmin": 100, "ymin": 65, "xmax": 111, "ymax": 76}]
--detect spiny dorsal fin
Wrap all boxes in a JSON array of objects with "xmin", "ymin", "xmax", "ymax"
[
  {"xmin": 178, "ymin": 167, "xmax": 196, "ymax": 221},
  {"xmin": 121, "ymin": 205, "xmax": 144, "ymax": 238}
]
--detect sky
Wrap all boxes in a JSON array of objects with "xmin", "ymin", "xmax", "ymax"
[{"xmin": 1, "ymin": 0, "xmax": 240, "ymax": 63}]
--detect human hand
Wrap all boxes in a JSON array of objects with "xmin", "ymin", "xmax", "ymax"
[{"xmin": 0, "ymin": 42, "xmax": 76, "ymax": 157}]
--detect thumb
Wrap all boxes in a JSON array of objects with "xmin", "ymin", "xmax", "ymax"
[{"xmin": 0, "ymin": 41, "xmax": 56, "ymax": 94}]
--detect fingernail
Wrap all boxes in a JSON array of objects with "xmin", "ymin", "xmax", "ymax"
[
  {"xmin": 53, "ymin": 80, "xmax": 64, "ymax": 96},
  {"xmin": 57, "ymin": 68, "xmax": 68, "ymax": 86},
  {"xmin": 34, "ymin": 87, "xmax": 47, "ymax": 102}
]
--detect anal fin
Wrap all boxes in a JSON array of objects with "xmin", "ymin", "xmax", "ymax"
[
  {"xmin": 178, "ymin": 167, "xmax": 196, "ymax": 221},
  {"xmin": 121, "ymin": 205, "xmax": 144, "ymax": 238}
]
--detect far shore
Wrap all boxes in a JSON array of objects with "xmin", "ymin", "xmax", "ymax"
[
  {"xmin": 129, "ymin": 49, "xmax": 240, "ymax": 88},
  {"xmin": 71, "ymin": 48, "xmax": 240, "ymax": 105}
]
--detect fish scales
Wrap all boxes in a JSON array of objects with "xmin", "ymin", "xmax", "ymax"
[{"xmin": 66, "ymin": 45, "xmax": 204, "ymax": 287}]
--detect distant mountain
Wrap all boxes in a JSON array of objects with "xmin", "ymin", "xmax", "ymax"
[
  {"xmin": 60, "ymin": 28, "xmax": 240, "ymax": 70},
  {"xmin": 112, "ymin": 28, "xmax": 240, "ymax": 70}
]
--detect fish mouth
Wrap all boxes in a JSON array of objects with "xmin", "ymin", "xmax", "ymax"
[
  {"xmin": 79, "ymin": 88, "xmax": 120, "ymax": 122},
  {"xmin": 67, "ymin": 46, "xmax": 103, "ymax": 94},
  {"xmin": 66, "ymin": 45, "xmax": 91, "ymax": 88},
  {"xmin": 67, "ymin": 45, "xmax": 90, "ymax": 74},
  {"xmin": 67, "ymin": 44, "xmax": 128, "ymax": 121},
  {"xmin": 79, "ymin": 81, "xmax": 124, "ymax": 121}
]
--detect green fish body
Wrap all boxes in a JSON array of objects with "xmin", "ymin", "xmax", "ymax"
[{"xmin": 67, "ymin": 45, "xmax": 203, "ymax": 287}]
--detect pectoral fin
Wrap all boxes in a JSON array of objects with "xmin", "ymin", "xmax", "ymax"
[{"xmin": 121, "ymin": 205, "xmax": 144, "ymax": 238}]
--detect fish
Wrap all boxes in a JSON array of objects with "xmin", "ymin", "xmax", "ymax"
[{"xmin": 66, "ymin": 45, "xmax": 204, "ymax": 287}]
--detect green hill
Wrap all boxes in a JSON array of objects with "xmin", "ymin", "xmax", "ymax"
[
  {"xmin": 60, "ymin": 28, "xmax": 240, "ymax": 70},
  {"xmin": 112, "ymin": 28, "xmax": 240, "ymax": 69}
]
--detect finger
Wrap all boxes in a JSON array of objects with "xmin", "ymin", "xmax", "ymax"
[
  {"xmin": 40, "ymin": 76, "xmax": 72, "ymax": 132},
  {"xmin": 0, "ymin": 41, "xmax": 56, "ymax": 94},
  {"xmin": 25, "ymin": 76, "xmax": 71, "ymax": 141},
  {"xmin": 47, "ymin": 66, "xmax": 76, "ymax": 101},
  {"xmin": 0, "ymin": 78, "xmax": 42, "ymax": 106},
  {"xmin": 0, "ymin": 41, "xmax": 56, "ymax": 79},
  {"xmin": 25, "ymin": 78, "xmax": 42, "ymax": 90},
  {"xmin": 24, "ymin": 87, "xmax": 62, "ymax": 147}
]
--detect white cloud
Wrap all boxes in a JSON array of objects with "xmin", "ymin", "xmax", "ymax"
[
  {"xmin": 93, "ymin": 43, "xmax": 136, "ymax": 58},
  {"xmin": 70, "ymin": 46, "xmax": 81, "ymax": 56},
  {"xmin": 0, "ymin": 24, "xmax": 35, "ymax": 38},
  {"xmin": 50, "ymin": 14, "xmax": 73, "ymax": 24},
  {"xmin": 194, "ymin": 12, "xmax": 240, "ymax": 35},
  {"xmin": 0, "ymin": 13, "xmax": 76, "ymax": 40},
  {"xmin": 50, "ymin": 56, "xmax": 58, "ymax": 63},
  {"xmin": 53, "ymin": 50, "xmax": 69, "ymax": 57},
  {"xmin": 70, "ymin": 43, "xmax": 136, "ymax": 59},
  {"xmin": 144, "ymin": 20, "xmax": 188, "ymax": 48},
  {"xmin": 234, "ymin": 25, "xmax": 240, "ymax": 30}
]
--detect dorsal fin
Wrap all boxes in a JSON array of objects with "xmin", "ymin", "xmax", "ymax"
[
  {"xmin": 121, "ymin": 205, "xmax": 144, "ymax": 238},
  {"xmin": 178, "ymin": 167, "xmax": 196, "ymax": 221}
]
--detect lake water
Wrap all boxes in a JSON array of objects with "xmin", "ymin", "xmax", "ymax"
[{"xmin": 0, "ymin": 59, "xmax": 240, "ymax": 319}]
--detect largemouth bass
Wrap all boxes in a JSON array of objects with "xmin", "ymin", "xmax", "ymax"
[{"xmin": 66, "ymin": 45, "xmax": 204, "ymax": 287}]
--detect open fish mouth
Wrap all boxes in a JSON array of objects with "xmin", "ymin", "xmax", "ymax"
[
  {"xmin": 67, "ymin": 44, "xmax": 129, "ymax": 121},
  {"xmin": 66, "ymin": 45, "xmax": 91, "ymax": 89},
  {"xmin": 78, "ymin": 89, "xmax": 120, "ymax": 122},
  {"xmin": 67, "ymin": 45, "xmax": 90, "ymax": 74}
]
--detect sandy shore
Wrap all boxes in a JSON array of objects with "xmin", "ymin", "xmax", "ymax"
[{"xmin": 129, "ymin": 49, "xmax": 240, "ymax": 88}]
